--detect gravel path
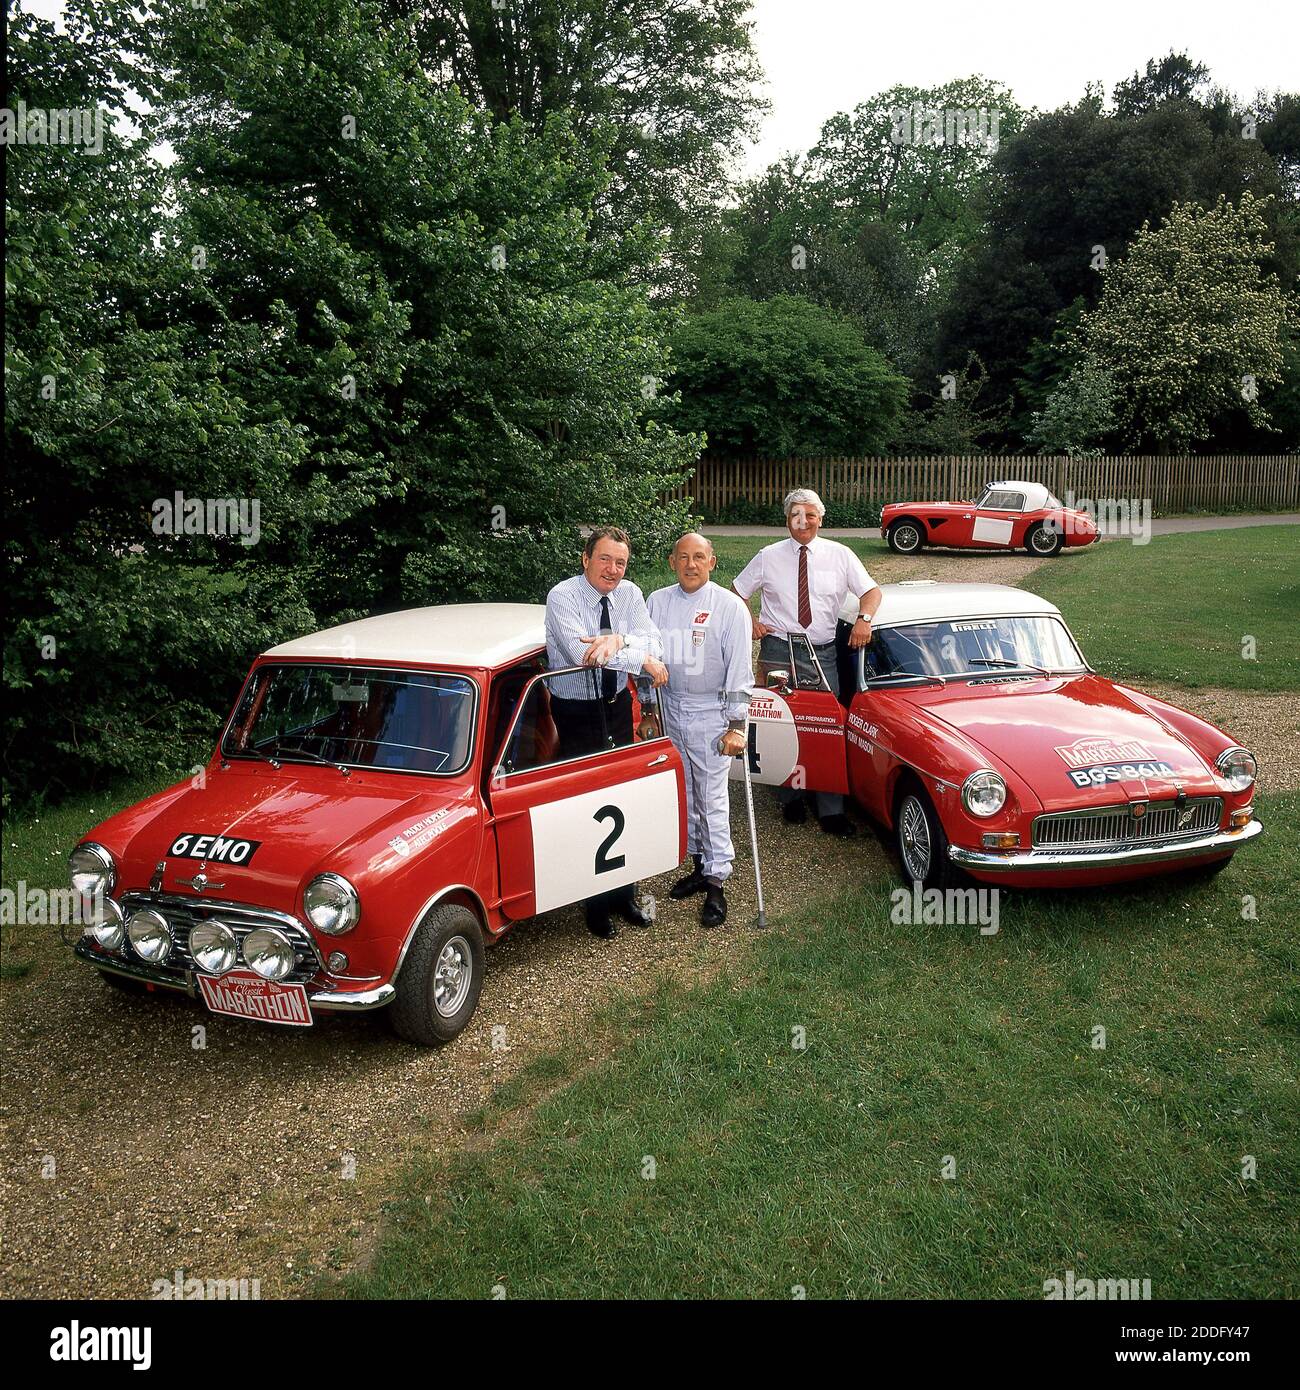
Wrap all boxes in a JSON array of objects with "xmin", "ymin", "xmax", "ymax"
[{"xmin": 2, "ymin": 547, "xmax": 1290, "ymax": 1299}]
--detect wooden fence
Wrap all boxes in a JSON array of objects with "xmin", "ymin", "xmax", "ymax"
[{"xmin": 667, "ymin": 455, "xmax": 1300, "ymax": 517}]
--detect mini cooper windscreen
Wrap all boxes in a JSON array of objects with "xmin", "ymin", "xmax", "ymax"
[
  {"xmin": 864, "ymin": 616, "xmax": 1088, "ymax": 683},
  {"xmin": 223, "ymin": 664, "xmax": 477, "ymax": 774}
]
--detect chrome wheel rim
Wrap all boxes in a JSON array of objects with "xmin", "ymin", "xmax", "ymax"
[
  {"xmin": 433, "ymin": 935, "xmax": 473, "ymax": 1017},
  {"xmin": 1031, "ymin": 527, "xmax": 1057, "ymax": 553},
  {"xmin": 899, "ymin": 796, "xmax": 931, "ymax": 881},
  {"xmin": 894, "ymin": 524, "xmax": 920, "ymax": 551}
]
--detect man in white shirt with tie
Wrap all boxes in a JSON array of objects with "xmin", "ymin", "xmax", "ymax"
[{"xmin": 731, "ymin": 488, "xmax": 880, "ymax": 836}]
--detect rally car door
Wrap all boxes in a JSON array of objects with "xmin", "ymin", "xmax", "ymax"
[
  {"xmin": 739, "ymin": 634, "xmax": 848, "ymax": 796},
  {"xmin": 487, "ymin": 668, "xmax": 686, "ymax": 920},
  {"xmin": 971, "ymin": 486, "xmax": 1025, "ymax": 547}
]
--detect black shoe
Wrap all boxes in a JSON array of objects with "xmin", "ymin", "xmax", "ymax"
[
  {"xmin": 669, "ymin": 857, "xmax": 708, "ymax": 900},
  {"xmin": 781, "ymin": 795, "xmax": 807, "ymax": 824},
  {"xmin": 701, "ymin": 884, "xmax": 727, "ymax": 928},
  {"xmin": 818, "ymin": 813, "xmax": 857, "ymax": 838},
  {"xmin": 612, "ymin": 894, "xmax": 654, "ymax": 929},
  {"xmin": 587, "ymin": 915, "xmax": 618, "ymax": 939}
]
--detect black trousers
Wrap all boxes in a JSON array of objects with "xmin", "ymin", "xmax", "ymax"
[{"xmin": 550, "ymin": 689, "xmax": 638, "ymax": 924}]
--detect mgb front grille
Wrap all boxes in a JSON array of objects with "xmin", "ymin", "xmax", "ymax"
[
  {"xmin": 117, "ymin": 892, "xmax": 323, "ymax": 982},
  {"xmin": 1032, "ymin": 797, "xmax": 1222, "ymax": 851}
]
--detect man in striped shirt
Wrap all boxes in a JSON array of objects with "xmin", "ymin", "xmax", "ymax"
[{"xmin": 544, "ymin": 526, "xmax": 668, "ymax": 937}]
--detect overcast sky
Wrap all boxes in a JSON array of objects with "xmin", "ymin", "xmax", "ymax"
[{"xmin": 740, "ymin": 0, "xmax": 1299, "ymax": 173}]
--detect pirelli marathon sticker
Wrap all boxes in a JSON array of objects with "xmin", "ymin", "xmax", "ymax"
[
  {"xmin": 1054, "ymin": 738, "xmax": 1175, "ymax": 788},
  {"xmin": 167, "ymin": 832, "xmax": 260, "ymax": 864}
]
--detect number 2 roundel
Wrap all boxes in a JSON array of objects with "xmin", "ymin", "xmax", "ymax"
[{"xmin": 527, "ymin": 771, "xmax": 680, "ymax": 913}]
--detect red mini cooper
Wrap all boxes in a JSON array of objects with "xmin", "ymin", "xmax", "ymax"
[
  {"xmin": 882, "ymin": 480, "xmax": 1098, "ymax": 556},
  {"xmin": 739, "ymin": 582, "xmax": 1261, "ymax": 890},
  {"xmin": 71, "ymin": 606, "xmax": 686, "ymax": 1045}
]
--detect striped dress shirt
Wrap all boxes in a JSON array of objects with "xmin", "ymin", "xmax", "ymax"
[{"xmin": 544, "ymin": 574, "xmax": 663, "ymax": 700}]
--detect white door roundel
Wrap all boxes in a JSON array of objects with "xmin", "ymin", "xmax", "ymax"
[
  {"xmin": 729, "ymin": 690, "xmax": 800, "ymax": 787},
  {"xmin": 528, "ymin": 770, "xmax": 680, "ymax": 913}
]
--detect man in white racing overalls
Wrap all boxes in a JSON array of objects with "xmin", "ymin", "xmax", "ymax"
[{"xmin": 638, "ymin": 533, "xmax": 754, "ymax": 927}]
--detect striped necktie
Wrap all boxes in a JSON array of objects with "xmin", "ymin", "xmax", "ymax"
[
  {"xmin": 599, "ymin": 595, "xmax": 617, "ymax": 700},
  {"xmin": 797, "ymin": 545, "xmax": 812, "ymax": 629}
]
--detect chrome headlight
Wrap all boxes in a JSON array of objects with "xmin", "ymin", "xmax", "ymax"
[
  {"xmin": 190, "ymin": 920, "xmax": 237, "ymax": 975},
  {"xmin": 127, "ymin": 908, "xmax": 173, "ymax": 963},
  {"xmin": 242, "ymin": 927, "xmax": 295, "ymax": 981},
  {"xmin": 87, "ymin": 896, "xmax": 126, "ymax": 952},
  {"xmin": 1216, "ymin": 747, "xmax": 1256, "ymax": 792},
  {"xmin": 70, "ymin": 842, "xmax": 115, "ymax": 900},
  {"xmin": 961, "ymin": 770, "xmax": 1007, "ymax": 818},
  {"xmin": 304, "ymin": 873, "xmax": 360, "ymax": 936}
]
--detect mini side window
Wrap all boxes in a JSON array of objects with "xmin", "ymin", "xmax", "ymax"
[{"xmin": 495, "ymin": 667, "xmax": 643, "ymax": 775}]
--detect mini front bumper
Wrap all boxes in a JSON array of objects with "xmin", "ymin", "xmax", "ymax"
[
  {"xmin": 947, "ymin": 819, "xmax": 1262, "ymax": 873},
  {"xmin": 74, "ymin": 939, "xmax": 395, "ymax": 1012}
]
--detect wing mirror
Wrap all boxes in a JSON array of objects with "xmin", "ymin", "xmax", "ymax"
[{"xmin": 766, "ymin": 669, "xmax": 791, "ymax": 695}]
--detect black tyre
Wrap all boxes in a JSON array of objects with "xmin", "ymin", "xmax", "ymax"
[
  {"xmin": 887, "ymin": 519, "xmax": 924, "ymax": 554},
  {"xmin": 1025, "ymin": 523, "xmax": 1063, "ymax": 557},
  {"xmin": 390, "ymin": 903, "xmax": 485, "ymax": 1045},
  {"xmin": 894, "ymin": 784, "xmax": 963, "ymax": 891},
  {"xmin": 97, "ymin": 968, "xmax": 146, "ymax": 994}
]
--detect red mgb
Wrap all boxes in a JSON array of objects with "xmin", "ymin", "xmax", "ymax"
[
  {"xmin": 882, "ymin": 479, "xmax": 1098, "ymax": 556},
  {"xmin": 71, "ymin": 606, "xmax": 685, "ymax": 1044},
  {"xmin": 740, "ymin": 582, "xmax": 1262, "ymax": 889}
]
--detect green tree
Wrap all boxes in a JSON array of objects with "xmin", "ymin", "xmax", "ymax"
[
  {"xmin": 664, "ymin": 295, "xmax": 909, "ymax": 456},
  {"xmin": 1078, "ymin": 193, "xmax": 1297, "ymax": 450},
  {"xmin": 1025, "ymin": 362, "xmax": 1117, "ymax": 457},
  {"xmin": 390, "ymin": 0, "xmax": 767, "ymax": 294}
]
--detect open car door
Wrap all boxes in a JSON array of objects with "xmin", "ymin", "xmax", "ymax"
[
  {"xmin": 487, "ymin": 666, "xmax": 686, "ymax": 920},
  {"xmin": 740, "ymin": 633, "xmax": 848, "ymax": 796}
]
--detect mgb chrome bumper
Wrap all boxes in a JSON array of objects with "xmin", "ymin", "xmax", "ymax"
[
  {"xmin": 948, "ymin": 819, "xmax": 1262, "ymax": 872},
  {"xmin": 76, "ymin": 939, "xmax": 395, "ymax": 1011}
]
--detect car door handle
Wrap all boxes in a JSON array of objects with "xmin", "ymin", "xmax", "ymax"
[{"xmin": 646, "ymin": 754, "xmax": 668, "ymax": 767}]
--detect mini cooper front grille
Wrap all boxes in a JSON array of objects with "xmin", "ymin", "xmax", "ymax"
[
  {"xmin": 1032, "ymin": 797, "xmax": 1222, "ymax": 850},
  {"xmin": 116, "ymin": 892, "xmax": 322, "ymax": 982}
]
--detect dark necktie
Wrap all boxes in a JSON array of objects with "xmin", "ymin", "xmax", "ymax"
[
  {"xmin": 797, "ymin": 545, "xmax": 812, "ymax": 629},
  {"xmin": 599, "ymin": 595, "xmax": 617, "ymax": 701}
]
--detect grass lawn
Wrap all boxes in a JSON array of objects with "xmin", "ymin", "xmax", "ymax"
[
  {"xmin": 1022, "ymin": 526, "xmax": 1300, "ymax": 692},
  {"xmin": 339, "ymin": 791, "xmax": 1299, "ymax": 1300}
]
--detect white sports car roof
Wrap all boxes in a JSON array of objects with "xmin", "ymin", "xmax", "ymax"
[
  {"xmin": 985, "ymin": 480, "xmax": 1054, "ymax": 511},
  {"xmin": 264, "ymin": 603, "xmax": 548, "ymax": 668},
  {"xmin": 840, "ymin": 581, "xmax": 1062, "ymax": 630}
]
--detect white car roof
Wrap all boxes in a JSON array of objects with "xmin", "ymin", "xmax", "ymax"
[
  {"xmin": 263, "ymin": 603, "xmax": 547, "ymax": 668},
  {"xmin": 839, "ymin": 582, "xmax": 1062, "ymax": 629},
  {"xmin": 985, "ymin": 479, "xmax": 1052, "ymax": 510}
]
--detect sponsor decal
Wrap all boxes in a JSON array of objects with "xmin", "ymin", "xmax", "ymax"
[
  {"xmin": 167, "ymin": 833, "xmax": 260, "ymax": 865},
  {"xmin": 1055, "ymin": 737, "xmax": 1176, "ymax": 788},
  {"xmin": 691, "ymin": 610, "xmax": 712, "ymax": 647},
  {"xmin": 198, "ymin": 971, "xmax": 311, "ymax": 1026},
  {"xmin": 1055, "ymin": 737, "xmax": 1158, "ymax": 770},
  {"xmin": 952, "ymin": 621, "xmax": 997, "ymax": 631}
]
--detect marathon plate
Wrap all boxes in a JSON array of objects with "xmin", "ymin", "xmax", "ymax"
[{"xmin": 197, "ymin": 971, "xmax": 313, "ymax": 1027}]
